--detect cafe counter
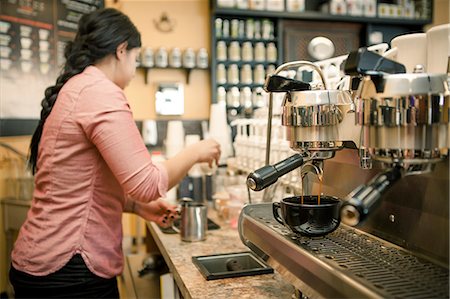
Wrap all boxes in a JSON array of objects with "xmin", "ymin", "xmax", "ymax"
[{"xmin": 144, "ymin": 209, "xmax": 295, "ymax": 299}]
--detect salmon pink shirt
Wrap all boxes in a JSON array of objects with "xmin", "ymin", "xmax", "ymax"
[{"xmin": 12, "ymin": 66, "xmax": 168, "ymax": 278}]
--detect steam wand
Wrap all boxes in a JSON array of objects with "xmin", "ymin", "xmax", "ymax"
[{"xmin": 340, "ymin": 166, "xmax": 402, "ymax": 226}]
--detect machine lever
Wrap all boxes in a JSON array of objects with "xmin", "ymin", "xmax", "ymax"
[{"xmin": 247, "ymin": 154, "xmax": 304, "ymax": 191}]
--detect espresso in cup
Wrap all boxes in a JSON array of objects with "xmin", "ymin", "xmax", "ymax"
[{"xmin": 273, "ymin": 195, "xmax": 341, "ymax": 237}]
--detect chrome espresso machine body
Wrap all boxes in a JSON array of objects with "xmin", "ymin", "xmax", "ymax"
[{"xmin": 239, "ymin": 49, "xmax": 449, "ymax": 298}]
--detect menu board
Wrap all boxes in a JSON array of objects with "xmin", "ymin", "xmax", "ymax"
[{"xmin": 0, "ymin": 0, "xmax": 104, "ymax": 119}]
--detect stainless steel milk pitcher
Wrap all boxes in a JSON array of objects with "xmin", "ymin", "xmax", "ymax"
[{"xmin": 175, "ymin": 199, "xmax": 207, "ymax": 242}]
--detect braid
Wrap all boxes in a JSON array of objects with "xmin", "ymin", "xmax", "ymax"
[
  {"xmin": 28, "ymin": 8, "xmax": 141, "ymax": 174},
  {"xmin": 29, "ymin": 49, "xmax": 93, "ymax": 174}
]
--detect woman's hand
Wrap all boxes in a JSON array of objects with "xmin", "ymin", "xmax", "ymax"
[
  {"xmin": 163, "ymin": 138, "xmax": 221, "ymax": 190},
  {"xmin": 189, "ymin": 138, "xmax": 221, "ymax": 167},
  {"xmin": 135, "ymin": 199, "xmax": 179, "ymax": 227}
]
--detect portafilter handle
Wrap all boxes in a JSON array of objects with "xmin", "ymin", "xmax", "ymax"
[
  {"xmin": 247, "ymin": 154, "xmax": 305, "ymax": 191},
  {"xmin": 340, "ymin": 167, "xmax": 402, "ymax": 226}
]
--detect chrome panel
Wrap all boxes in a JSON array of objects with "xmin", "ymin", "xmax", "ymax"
[
  {"xmin": 282, "ymin": 104, "xmax": 343, "ymax": 127},
  {"xmin": 358, "ymin": 73, "xmax": 448, "ymax": 99},
  {"xmin": 357, "ymin": 94, "xmax": 449, "ymax": 126}
]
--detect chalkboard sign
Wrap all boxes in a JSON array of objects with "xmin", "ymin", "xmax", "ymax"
[{"xmin": 0, "ymin": 0, "xmax": 104, "ymax": 120}]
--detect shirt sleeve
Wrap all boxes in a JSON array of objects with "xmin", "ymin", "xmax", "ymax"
[{"xmin": 76, "ymin": 83, "xmax": 168, "ymax": 202}]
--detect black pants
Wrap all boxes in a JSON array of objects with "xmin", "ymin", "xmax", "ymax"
[{"xmin": 9, "ymin": 254, "xmax": 119, "ymax": 299}]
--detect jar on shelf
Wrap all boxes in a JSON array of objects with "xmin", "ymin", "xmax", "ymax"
[
  {"xmin": 141, "ymin": 47, "xmax": 154, "ymax": 67},
  {"xmin": 231, "ymin": 19, "xmax": 239, "ymax": 38},
  {"xmin": 262, "ymin": 19, "xmax": 274, "ymax": 40},
  {"xmin": 215, "ymin": 18, "xmax": 223, "ymax": 38},
  {"xmin": 266, "ymin": 64, "xmax": 276, "ymax": 76},
  {"xmin": 183, "ymin": 48, "xmax": 196, "ymax": 68},
  {"xmin": 266, "ymin": 42, "xmax": 277, "ymax": 62},
  {"xmin": 236, "ymin": 0, "xmax": 249, "ymax": 9},
  {"xmin": 254, "ymin": 42, "xmax": 266, "ymax": 62},
  {"xmin": 223, "ymin": 19, "xmax": 230, "ymax": 38},
  {"xmin": 254, "ymin": 20, "xmax": 261, "ymax": 39},
  {"xmin": 196, "ymin": 48, "xmax": 209, "ymax": 69},
  {"xmin": 227, "ymin": 64, "xmax": 239, "ymax": 84},
  {"xmin": 227, "ymin": 87, "xmax": 241, "ymax": 108},
  {"xmin": 228, "ymin": 41, "xmax": 241, "ymax": 61},
  {"xmin": 238, "ymin": 20, "xmax": 245, "ymax": 38},
  {"xmin": 240, "ymin": 86, "xmax": 253, "ymax": 108},
  {"xmin": 169, "ymin": 47, "xmax": 182, "ymax": 68},
  {"xmin": 155, "ymin": 47, "xmax": 168, "ymax": 68},
  {"xmin": 242, "ymin": 42, "xmax": 253, "ymax": 61},
  {"xmin": 252, "ymin": 86, "xmax": 266, "ymax": 108},
  {"xmin": 240, "ymin": 64, "xmax": 253, "ymax": 84},
  {"xmin": 216, "ymin": 63, "xmax": 227, "ymax": 84},
  {"xmin": 254, "ymin": 64, "xmax": 265, "ymax": 84},
  {"xmin": 217, "ymin": 86, "xmax": 227, "ymax": 104},
  {"xmin": 245, "ymin": 19, "xmax": 254, "ymax": 39},
  {"xmin": 217, "ymin": 41, "xmax": 227, "ymax": 61},
  {"xmin": 286, "ymin": 0, "xmax": 305, "ymax": 12}
]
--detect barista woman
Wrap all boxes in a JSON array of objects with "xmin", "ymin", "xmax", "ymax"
[{"xmin": 9, "ymin": 8, "xmax": 220, "ymax": 298}]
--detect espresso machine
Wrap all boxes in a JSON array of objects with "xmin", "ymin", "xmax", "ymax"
[{"xmin": 238, "ymin": 49, "xmax": 449, "ymax": 298}]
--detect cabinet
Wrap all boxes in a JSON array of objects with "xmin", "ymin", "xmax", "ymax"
[
  {"xmin": 211, "ymin": 12, "xmax": 283, "ymax": 120},
  {"xmin": 210, "ymin": 0, "xmax": 432, "ymax": 105}
]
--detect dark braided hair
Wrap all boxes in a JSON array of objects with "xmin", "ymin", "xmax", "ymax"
[{"xmin": 29, "ymin": 8, "xmax": 141, "ymax": 174}]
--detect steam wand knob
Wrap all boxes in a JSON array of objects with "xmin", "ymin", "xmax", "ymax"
[
  {"xmin": 247, "ymin": 154, "xmax": 305, "ymax": 191},
  {"xmin": 340, "ymin": 167, "xmax": 402, "ymax": 226}
]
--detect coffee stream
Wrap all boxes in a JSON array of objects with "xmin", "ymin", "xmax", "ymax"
[{"xmin": 300, "ymin": 173, "xmax": 323, "ymax": 205}]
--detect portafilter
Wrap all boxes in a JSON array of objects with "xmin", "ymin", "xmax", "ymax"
[{"xmin": 247, "ymin": 61, "xmax": 358, "ymax": 192}]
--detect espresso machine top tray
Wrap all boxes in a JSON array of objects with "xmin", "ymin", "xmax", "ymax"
[{"xmin": 238, "ymin": 203, "xmax": 449, "ymax": 299}]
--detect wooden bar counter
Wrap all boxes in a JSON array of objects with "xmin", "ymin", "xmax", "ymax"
[{"xmin": 145, "ymin": 208, "xmax": 295, "ymax": 299}]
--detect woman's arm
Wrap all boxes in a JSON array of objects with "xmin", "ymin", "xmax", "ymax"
[{"xmin": 162, "ymin": 139, "xmax": 221, "ymax": 190}]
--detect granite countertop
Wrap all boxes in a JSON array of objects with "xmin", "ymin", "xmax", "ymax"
[{"xmin": 146, "ymin": 209, "xmax": 295, "ymax": 299}]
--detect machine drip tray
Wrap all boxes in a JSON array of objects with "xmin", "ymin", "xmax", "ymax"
[
  {"xmin": 239, "ymin": 203, "xmax": 449, "ymax": 298},
  {"xmin": 192, "ymin": 252, "xmax": 273, "ymax": 280}
]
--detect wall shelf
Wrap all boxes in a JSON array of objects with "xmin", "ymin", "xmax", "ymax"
[
  {"xmin": 213, "ymin": 7, "xmax": 431, "ymax": 26},
  {"xmin": 137, "ymin": 66, "xmax": 208, "ymax": 84}
]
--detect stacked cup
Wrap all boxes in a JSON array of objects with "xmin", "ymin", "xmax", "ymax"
[{"xmin": 165, "ymin": 121, "xmax": 185, "ymax": 159}]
